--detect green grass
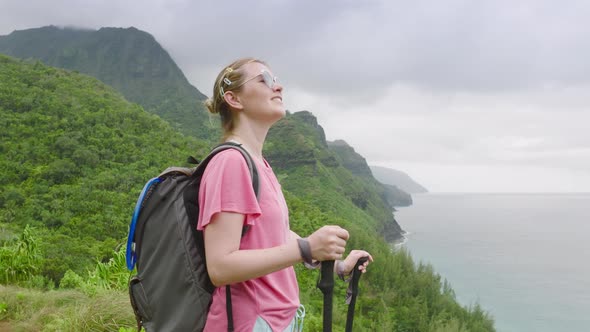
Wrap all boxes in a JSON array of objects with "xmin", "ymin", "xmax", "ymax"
[{"xmin": 0, "ymin": 285, "xmax": 137, "ymax": 332}]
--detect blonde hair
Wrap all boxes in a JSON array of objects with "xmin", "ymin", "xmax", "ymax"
[{"xmin": 204, "ymin": 57, "xmax": 267, "ymax": 139}]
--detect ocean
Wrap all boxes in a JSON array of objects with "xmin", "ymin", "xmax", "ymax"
[{"xmin": 394, "ymin": 193, "xmax": 590, "ymax": 332}]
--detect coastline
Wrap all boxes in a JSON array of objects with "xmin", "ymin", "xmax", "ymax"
[{"xmin": 390, "ymin": 230, "xmax": 409, "ymax": 249}]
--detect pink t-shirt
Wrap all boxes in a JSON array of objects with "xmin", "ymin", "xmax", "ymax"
[{"xmin": 197, "ymin": 149, "xmax": 300, "ymax": 332}]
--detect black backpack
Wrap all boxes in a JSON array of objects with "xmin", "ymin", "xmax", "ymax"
[{"xmin": 125, "ymin": 142, "xmax": 259, "ymax": 332}]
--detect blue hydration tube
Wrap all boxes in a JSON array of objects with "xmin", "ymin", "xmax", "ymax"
[{"xmin": 126, "ymin": 177, "xmax": 162, "ymax": 270}]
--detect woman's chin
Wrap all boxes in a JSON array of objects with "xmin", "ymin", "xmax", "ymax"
[{"xmin": 267, "ymin": 108, "xmax": 286, "ymax": 124}]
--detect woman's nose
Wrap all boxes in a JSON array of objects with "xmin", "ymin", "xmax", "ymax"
[{"xmin": 273, "ymin": 82, "xmax": 283, "ymax": 92}]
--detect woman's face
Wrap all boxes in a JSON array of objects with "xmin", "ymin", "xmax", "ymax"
[{"xmin": 236, "ymin": 62, "xmax": 285, "ymax": 124}]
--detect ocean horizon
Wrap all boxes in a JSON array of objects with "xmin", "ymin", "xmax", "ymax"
[{"xmin": 394, "ymin": 192, "xmax": 590, "ymax": 332}]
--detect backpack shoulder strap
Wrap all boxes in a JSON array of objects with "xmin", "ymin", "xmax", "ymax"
[
  {"xmin": 159, "ymin": 166, "xmax": 194, "ymax": 177},
  {"xmin": 194, "ymin": 141, "xmax": 260, "ymax": 198}
]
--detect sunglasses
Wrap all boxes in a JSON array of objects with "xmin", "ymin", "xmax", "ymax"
[{"xmin": 237, "ymin": 70, "xmax": 278, "ymax": 90}]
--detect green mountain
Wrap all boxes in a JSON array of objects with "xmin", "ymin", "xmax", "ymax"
[
  {"xmin": 0, "ymin": 51, "xmax": 408, "ymax": 288},
  {"xmin": 327, "ymin": 139, "xmax": 374, "ymax": 178},
  {"xmin": 0, "ymin": 25, "xmax": 216, "ymax": 140},
  {"xmin": 0, "ymin": 40, "xmax": 495, "ymax": 330},
  {"xmin": 370, "ymin": 165, "xmax": 429, "ymax": 194},
  {"xmin": 265, "ymin": 111, "xmax": 404, "ymax": 241},
  {"xmin": 382, "ymin": 183, "xmax": 413, "ymax": 207},
  {"xmin": 0, "ymin": 25, "xmax": 408, "ymax": 240},
  {"xmin": 0, "ymin": 53, "xmax": 209, "ymax": 281},
  {"xmin": 328, "ymin": 139, "xmax": 413, "ymax": 207}
]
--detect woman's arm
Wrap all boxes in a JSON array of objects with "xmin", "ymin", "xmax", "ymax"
[
  {"xmin": 205, "ymin": 212, "xmax": 349, "ymax": 286},
  {"xmin": 204, "ymin": 211, "xmax": 300, "ymax": 286}
]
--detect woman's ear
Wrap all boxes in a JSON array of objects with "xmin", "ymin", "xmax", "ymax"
[{"xmin": 223, "ymin": 91, "xmax": 243, "ymax": 110}]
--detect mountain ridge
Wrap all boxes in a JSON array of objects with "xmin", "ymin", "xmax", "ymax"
[
  {"xmin": 370, "ymin": 165, "xmax": 428, "ymax": 194},
  {"xmin": 0, "ymin": 25, "xmax": 215, "ymax": 139}
]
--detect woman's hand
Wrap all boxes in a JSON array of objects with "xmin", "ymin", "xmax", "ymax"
[
  {"xmin": 307, "ymin": 225, "xmax": 350, "ymax": 261},
  {"xmin": 338, "ymin": 250, "xmax": 373, "ymax": 277}
]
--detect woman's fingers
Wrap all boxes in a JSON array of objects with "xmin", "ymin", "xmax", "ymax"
[
  {"xmin": 339, "ymin": 250, "xmax": 373, "ymax": 274},
  {"xmin": 308, "ymin": 225, "xmax": 350, "ymax": 261},
  {"xmin": 307, "ymin": 227, "xmax": 375, "ymax": 264}
]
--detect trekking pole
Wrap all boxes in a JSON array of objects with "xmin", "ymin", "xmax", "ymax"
[
  {"xmin": 317, "ymin": 260, "xmax": 335, "ymax": 332},
  {"xmin": 345, "ymin": 257, "xmax": 369, "ymax": 332}
]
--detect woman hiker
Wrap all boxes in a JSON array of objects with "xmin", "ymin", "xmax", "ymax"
[{"xmin": 199, "ymin": 57, "xmax": 373, "ymax": 332}]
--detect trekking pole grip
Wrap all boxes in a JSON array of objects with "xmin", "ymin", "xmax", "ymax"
[
  {"xmin": 317, "ymin": 260, "xmax": 335, "ymax": 332},
  {"xmin": 345, "ymin": 256, "xmax": 369, "ymax": 332},
  {"xmin": 351, "ymin": 256, "xmax": 369, "ymax": 292}
]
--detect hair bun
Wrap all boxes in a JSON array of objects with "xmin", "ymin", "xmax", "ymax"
[{"xmin": 204, "ymin": 98, "xmax": 218, "ymax": 114}]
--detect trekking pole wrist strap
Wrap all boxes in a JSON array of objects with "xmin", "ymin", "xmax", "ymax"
[
  {"xmin": 304, "ymin": 260, "xmax": 321, "ymax": 269},
  {"xmin": 297, "ymin": 238, "xmax": 314, "ymax": 265},
  {"xmin": 336, "ymin": 260, "xmax": 352, "ymax": 282}
]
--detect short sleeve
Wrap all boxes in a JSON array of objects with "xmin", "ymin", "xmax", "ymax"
[{"xmin": 197, "ymin": 149, "xmax": 261, "ymax": 230}]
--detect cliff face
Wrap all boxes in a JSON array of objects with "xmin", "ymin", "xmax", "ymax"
[
  {"xmin": 383, "ymin": 184, "xmax": 413, "ymax": 207},
  {"xmin": 266, "ymin": 112, "xmax": 405, "ymax": 241},
  {"xmin": 263, "ymin": 110, "xmax": 342, "ymax": 169},
  {"xmin": 291, "ymin": 111, "xmax": 329, "ymax": 146},
  {"xmin": 327, "ymin": 140, "xmax": 414, "ymax": 208},
  {"xmin": 327, "ymin": 140, "xmax": 373, "ymax": 178}
]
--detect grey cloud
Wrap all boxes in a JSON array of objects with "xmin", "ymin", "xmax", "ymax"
[
  {"xmin": 4, "ymin": 0, "xmax": 590, "ymax": 98},
  {"xmin": 2, "ymin": 0, "xmax": 590, "ymax": 191}
]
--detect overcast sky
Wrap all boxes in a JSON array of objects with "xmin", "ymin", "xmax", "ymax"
[{"xmin": 2, "ymin": 0, "xmax": 590, "ymax": 192}]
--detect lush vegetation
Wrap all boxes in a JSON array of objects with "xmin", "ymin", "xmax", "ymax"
[
  {"xmin": 0, "ymin": 53, "xmax": 208, "ymax": 283},
  {"xmin": 0, "ymin": 52, "xmax": 495, "ymax": 331},
  {"xmin": 0, "ymin": 25, "xmax": 217, "ymax": 140}
]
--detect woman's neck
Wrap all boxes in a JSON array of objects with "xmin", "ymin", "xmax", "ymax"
[{"xmin": 225, "ymin": 129, "xmax": 266, "ymax": 162}]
